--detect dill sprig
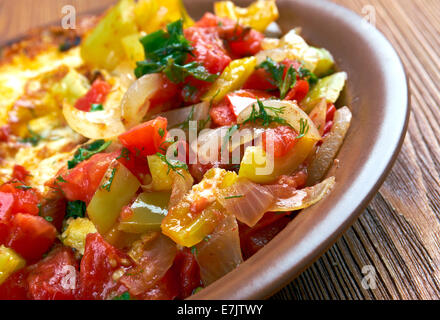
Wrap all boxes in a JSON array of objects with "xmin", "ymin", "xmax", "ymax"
[
  {"xmin": 296, "ymin": 118, "xmax": 310, "ymax": 139},
  {"xmin": 156, "ymin": 152, "xmax": 188, "ymax": 177}
]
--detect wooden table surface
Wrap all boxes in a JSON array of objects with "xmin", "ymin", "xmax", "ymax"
[{"xmin": 1, "ymin": 0, "xmax": 439, "ymax": 300}]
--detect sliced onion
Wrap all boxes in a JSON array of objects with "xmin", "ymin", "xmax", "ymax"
[
  {"xmin": 156, "ymin": 101, "xmax": 210, "ymax": 129},
  {"xmin": 120, "ymin": 232, "xmax": 177, "ymax": 296},
  {"xmin": 192, "ymin": 126, "xmax": 227, "ymax": 164},
  {"xmin": 121, "ymin": 73, "xmax": 162, "ymax": 129},
  {"xmin": 168, "ymin": 170, "xmax": 194, "ymax": 210},
  {"xmin": 195, "ymin": 214, "xmax": 243, "ymax": 286},
  {"xmin": 307, "ymin": 107, "xmax": 352, "ymax": 185},
  {"xmin": 267, "ymin": 176, "xmax": 335, "ymax": 212},
  {"xmin": 308, "ymin": 98, "xmax": 327, "ymax": 136},
  {"xmin": 62, "ymin": 84, "xmax": 126, "ymax": 139},
  {"xmin": 218, "ymin": 178, "xmax": 275, "ymax": 227},
  {"xmin": 237, "ymin": 99, "xmax": 321, "ymax": 141}
]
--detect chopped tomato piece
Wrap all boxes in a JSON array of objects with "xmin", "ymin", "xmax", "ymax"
[
  {"xmin": 285, "ymin": 80, "xmax": 309, "ymax": 102},
  {"xmin": 0, "ymin": 269, "xmax": 29, "ymax": 300},
  {"xmin": 56, "ymin": 152, "xmax": 117, "ymax": 204},
  {"xmin": 210, "ymin": 98, "xmax": 237, "ymax": 127},
  {"xmin": 12, "ymin": 165, "xmax": 30, "ymax": 182},
  {"xmin": 141, "ymin": 267, "xmax": 180, "ymax": 300},
  {"xmin": 239, "ymin": 212, "xmax": 291, "ymax": 260},
  {"xmin": 74, "ymin": 79, "xmax": 112, "ymax": 112},
  {"xmin": 0, "ymin": 192, "xmax": 14, "ymax": 222},
  {"xmin": 184, "ymin": 26, "xmax": 231, "ymax": 76},
  {"xmin": 228, "ymin": 29, "xmax": 264, "ymax": 58},
  {"xmin": 262, "ymin": 125, "xmax": 298, "ymax": 158},
  {"xmin": 0, "ymin": 182, "xmax": 40, "ymax": 216},
  {"xmin": 0, "ymin": 125, "xmax": 10, "ymax": 142},
  {"xmin": 243, "ymin": 68, "xmax": 278, "ymax": 91},
  {"xmin": 149, "ymin": 75, "xmax": 182, "ymax": 110},
  {"xmin": 0, "ymin": 221, "xmax": 8, "ymax": 244},
  {"xmin": 323, "ymin": 120, "xmax": 333, "ymax": 136},
  {"xmin": 7, "ymin": 213, "xmax": 57, "ymax": 262},
  {"xmin": 172, "ymin": 248, "xmax": 202, "ymax": 299},
  {"xmin": 79, "ymin": 233, "xmax": 132, "ymax": 300},
  {"xmin": 118, "ymin": 117, "xmax": 168, "ymax": 157},
  {"xmin": 116, "ymin": 148, "xmax": 150, "ymax": 182},
  {"xmin": 27, "ymin": 247, "xmax": 79, "ymax": 300}
]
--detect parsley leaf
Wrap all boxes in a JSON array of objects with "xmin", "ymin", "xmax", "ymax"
[
  {"xmin": 135, "ymin": 19, "xmax": 216, "ymax": 84},
  {"xmin": 90, "ymin": 103, "xmax": 104, "ymax": 112},
  {"xmin": 66, "ymin": 200, "xmax": 86, "ymax": 219},
  {"xmin": 298, "ymin": 66, "xmax": 318, "ymax": 86},
  {"xmin": 67, "ymin": 140, "xmax": 111, "ymax": 169}
]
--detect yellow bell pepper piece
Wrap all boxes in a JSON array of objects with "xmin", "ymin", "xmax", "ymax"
[
  {"xmin": 214, "ymin": 0, "xmax": 279, "ymax": 32},
  {"xmin": 302, "ymin": 72, "xmax": 347, "ymax": 113},
  {"xmin": 161, "ymin": 168, "xmax": 233, "ymax": 247},
  {"xmin": 147, "ymin": 154, "xmax": 174, "ymax": 191},
  {"xmin": 121, "ymin": 33, "xmax": 145, "ymax": 68},
  {"xmin": 61, "ymin": 218, "xmax": 97, "ymax": 255},
  {"xmin": 81, "ymin": 0, "xmax": 138, "ymax": 70},
  {"xmin": 87, "ymin": 161, "xmax": 141, "ymax": 234},
  {"xmin": 310, "ymin": 47, "xmax": 335, "ymax": 77},
  {"xmin": 134, "ymin": 0, "xmax": 194, "ymax": 34},
  {"xmin": 202, "ymin": 57, "xmax": 257, "ymax": 104},
  {"xmin": 0, "ymin": 246, "xmax": 26, "ymax": 285}
]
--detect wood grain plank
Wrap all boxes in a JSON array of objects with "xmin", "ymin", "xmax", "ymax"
[{"xmin": 0, "ymin": 0, "xmax": 439, "ymax": 300}]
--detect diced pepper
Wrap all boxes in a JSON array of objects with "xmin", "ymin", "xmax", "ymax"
[
  {"xmin": 214, "ymin": 0, "xmax": 279, "ymax": 32},
  {"xmin": 51, "ymin": 69, "xmax": 90, "ymax": 105},
  {"xmin": 87, "ymin": 161, "xmax": 140, "ymax": 234},
  {"xmin": 310, "ymin": 47, "xmax": 335, "ymax": 77},
  {"xmin": 161, "ymin": 168, "xmax": 231, "ymax": 247},
  {"xmin": 134, "ymin": 0, "xmax": 194, "ymax": 34},
  {"xmin": 118, "ymin": 192, "xmax": 170, "ymax": 233},
  {"xmin": 0, "ymin": 246, "xmax": 26, "ymax": 285},
  {"xmin": 147, "ymin": 154, "xmax": 173, "ymax": 191},
  {"xmin": 302, "ymin": 72, "xmax": 347, "ymax": 113},
  {"xmin": 80, "ymin": 0, "xmax": 138, "ymax": 70},
  {"xmin": 121, "ymin": 33, "xmax": 145, "ymax": 67},
  {"xmin": 202, "ymin": 57, "xmax": 257, "ymax": 104}
]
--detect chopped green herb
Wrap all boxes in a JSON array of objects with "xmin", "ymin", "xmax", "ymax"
[
  {"xmin": 190, "ymin": 246, "xmax": 197, "ymax": 256},
  {"xmin": 257, "ymin": 57, "xmax": 297, "ymax": 99},
  {"xmin": 113, "ymin": 292, "xmax": 131, "ymax": 300},
  {"xmin": 222, "ymin": 124, "xmax": 239, "ymax": 150},
  {"xmin": 224, "ymin": 195, "xmax": 244, "ymax": 199},
  {"xmin": 156, "ymin": 152, "xmax": 188, "ymax": 177},
  {"xmin": 90, "ymin": 103, "xmax": 104, "ymax": 112},
  {"xmin": 116, "ymin": 147, "xmax": 131, "ymax": 161},
  {"xmin": 298, "ymin": 66, "xmax": 318, "ymax": 86},
  {"xmin": 67, "ymin": 140, "xmax": 111, "ymax": 169},
  {"xmin": 56, "ymin": 175, "xmax": 67, "ymax": 183},
  {"xmin": 101, "ymin": 167, "xmax": 117, "ymax": 192},
  {"xmin": 296, "ymin": 118, "xmax": 310, "ymax": 139},
  {"xmin": 204, "ymin": 235, "xmax": 211, "ymax": 242},
  {"xmin": 135, "ymin": 19, "xmax": 216, "ymax": 84},
  {"xmin": 66, "ymin": 200, "xmax": 86, "ymax": 219},
  {"xmin": 19, "ymin": 128, "xmax": 42, "ymax": 146},
  {"xmin": 242, "ymin": 100, "xmax": 290, "ymax": 127},
  {"xmin": 14, "ymin": 185, "xmax": 32, "ymax": 190},
  {"xmin": 158, "ymin": 128, "xmax": 165, "ymax": 138},
  {"xmin": 44, "ymin": 216, "xmax": 53, "ymax": 222}
]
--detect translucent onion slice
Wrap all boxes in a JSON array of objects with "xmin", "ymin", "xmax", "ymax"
[
  {"xmin": 121, "ymin": 73, "xmax": 162, "ymax": 129},
  {"xmin": 168, "ymin": 170, "xmax": 194, "ymax": 210},
  {"xmin": 156, "ymin": 101, "xmax": 210, "ymax": 129},
  {"xmin": 236, "ymin": 99, "xmax": 321, "ymax": 141},
  {"xmin": 307, "ymin": 106, "xmax": 352, "ymax": 185},
  {"xmin": 267, "ymin": 176, "xmax": 336, "ymax": 212},
  {"xmin": 218, "ymin": 178, "xmax": 275, "ymax": 227},
  {"xmin": 308, "ymin": 98, "xmax": 327, "ymax": 136},
  {"xmin": 120, "ymin": 232, "xmax": 177, "ymax": 296},
  {"xmin": 62, "ymin": 84, "xmax": 126, "ymax": 139},
  {"xmin": 195, "ymin": 214, "xmax": 243, "ymax": 286}
]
